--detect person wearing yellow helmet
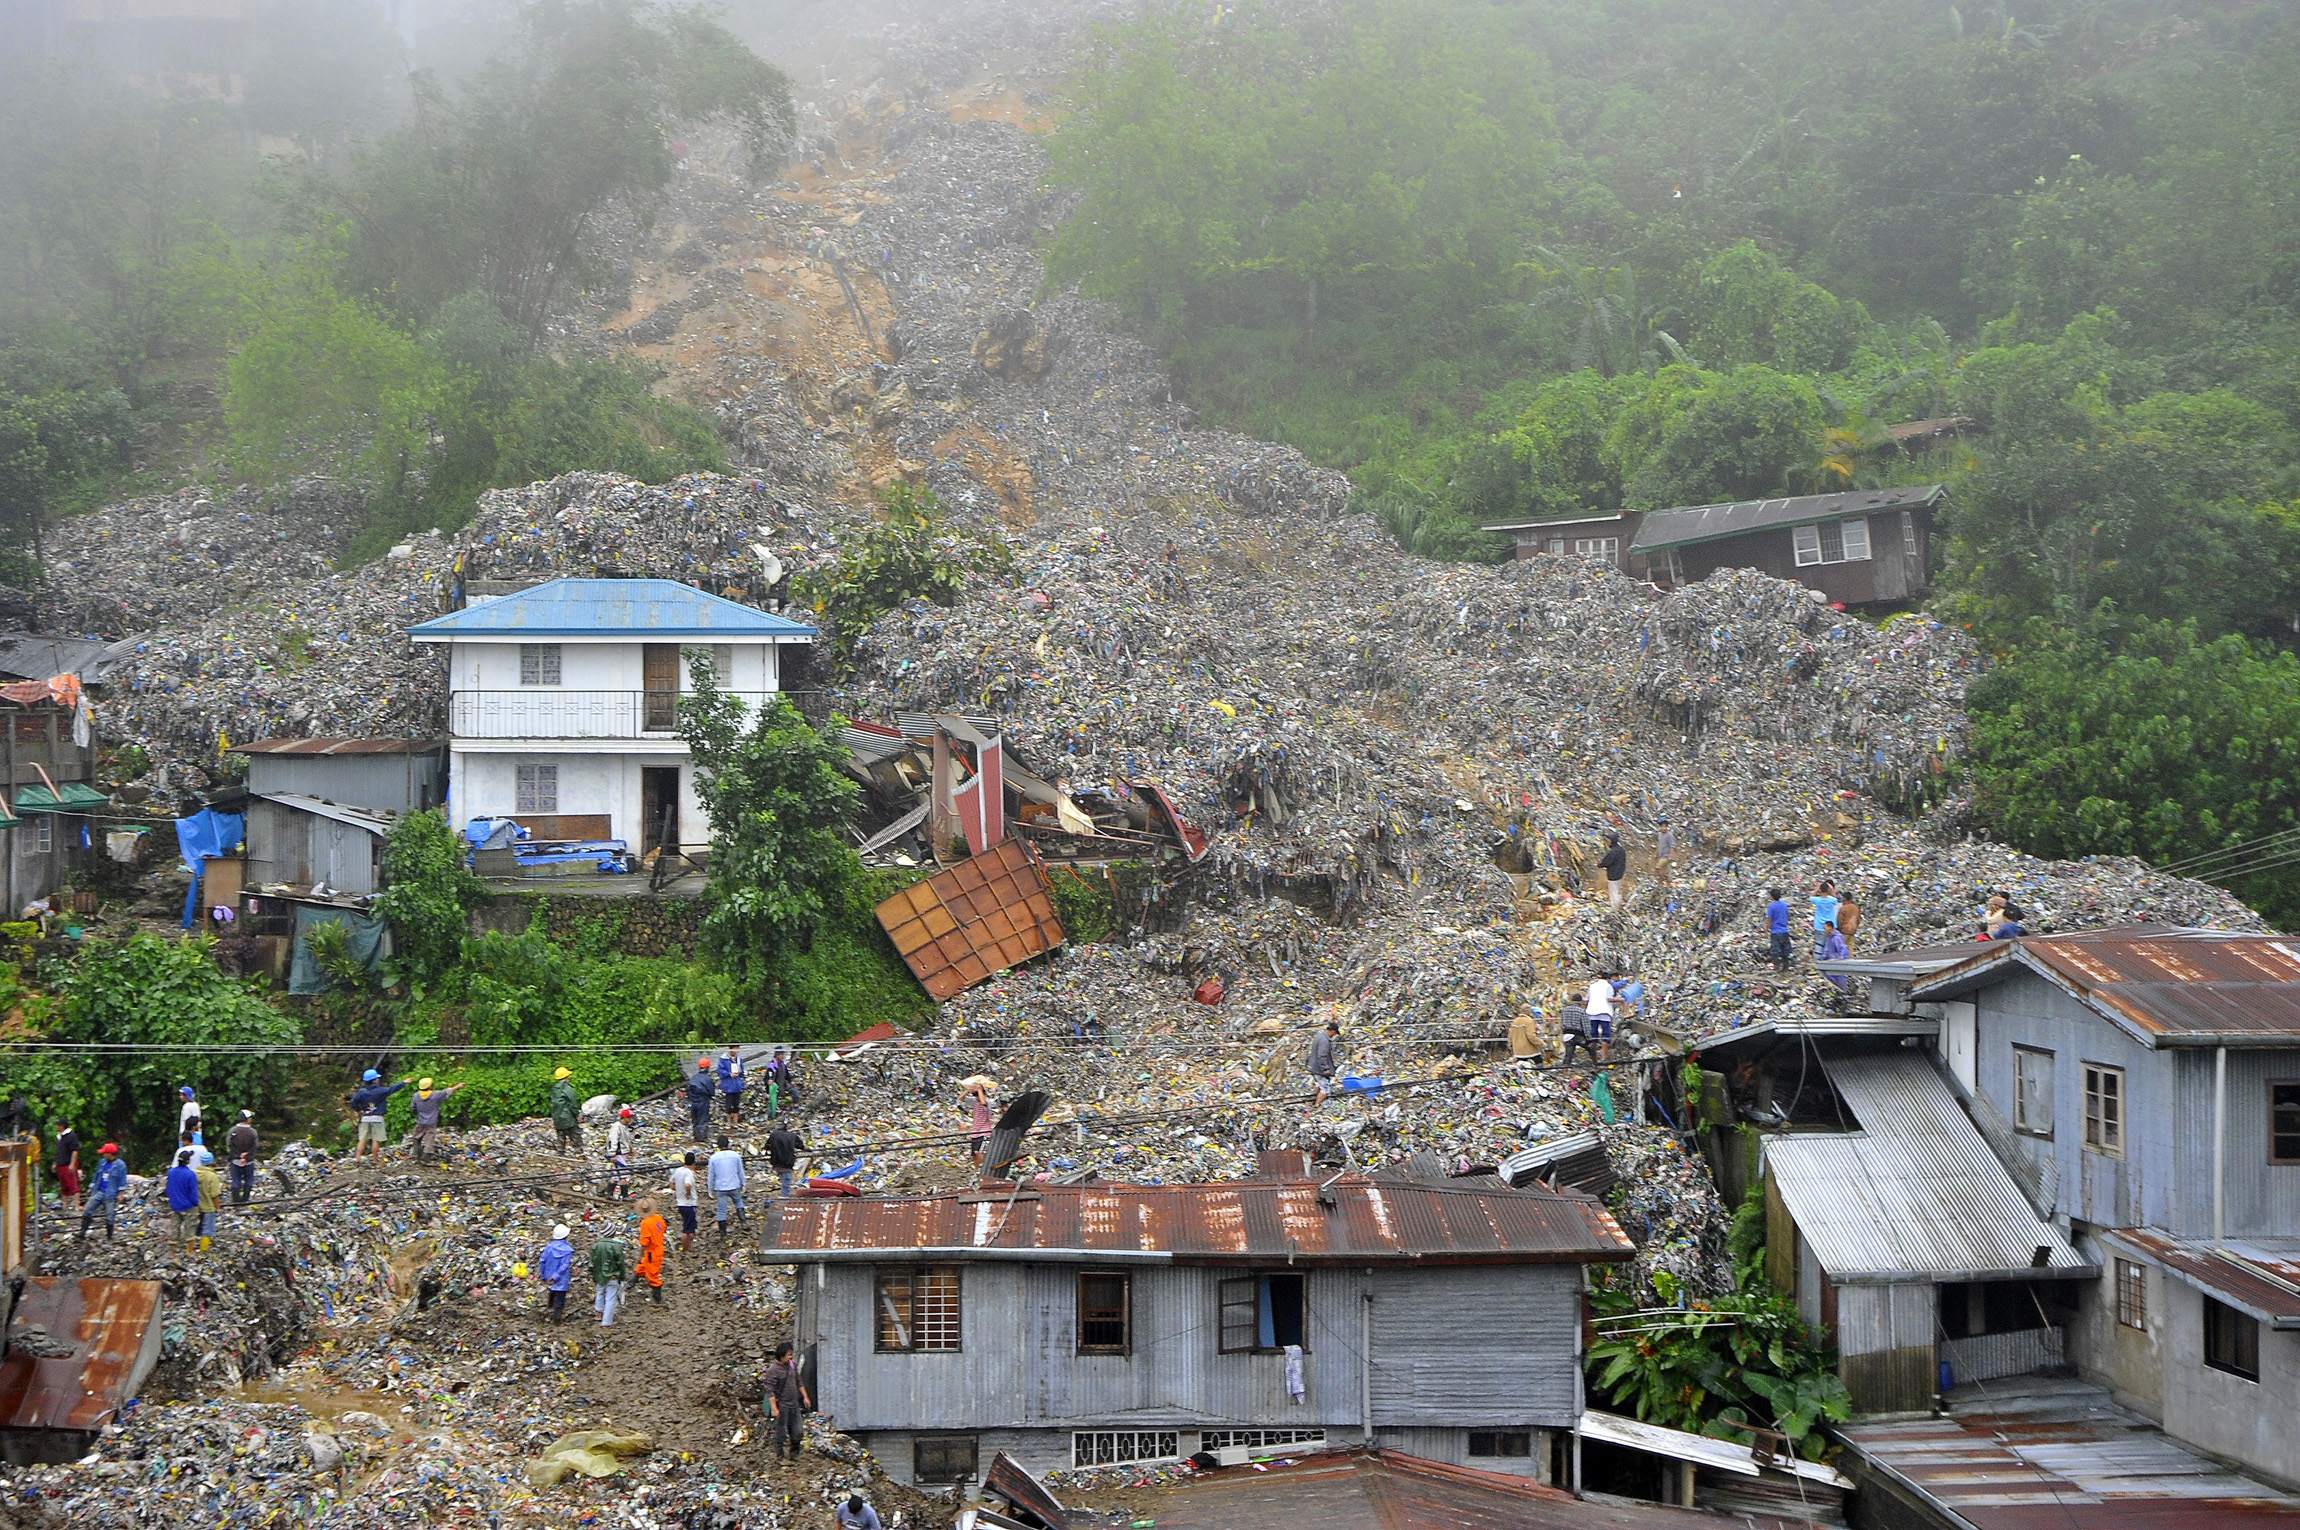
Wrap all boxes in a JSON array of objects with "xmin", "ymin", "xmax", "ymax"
[
  {"xmin": 549, "ymin": 1067, "xmax": 582, "ymax": 1155},
  {"xmin": 410, "ymin": 1076, "xmax": 465, "ymax": 1164}
]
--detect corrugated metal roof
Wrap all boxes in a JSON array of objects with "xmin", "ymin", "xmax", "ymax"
[
  {"xmin": 2101, "ymin": 1230, "xmax": 2300, "ymax": 1328},
  {"xmin": 1841, "ymin": 1378, "xmax": 2300, "ymax": 1527},
  {"xmin": 1817, "ymin": 939, "xmax": 1994, "ymax": 979},
  {"xmin": 1688, "ymin": 1013, "xmax": 1939, "ymax": 1054},
  {"xmin": 231, "ymin": 737, "xmax": 442, "ymax": 756},
  {"xmin": 0, "ymin": 1278, "xmax": 164, "ymax": 1435},
  {"xmin": 1910, "ymin": 927, "xmax": 2300, "ymax": 1047},
  {"xmin": 1120, "ymin": 1451, "xmax": 1810, "ymax": 1530},
  {"xmin": 1577, "ymin": 1411, "xmax": 1851, "ymax": 1487},
  {"xmin": 1765, "ymin": 1053, "xmax": 2089, "ymax": 1282},
  {"xmin": 253, "ymin": 792, "xmax": 398, "ymax": 835},
  {"xmin": 1480, "ymin": 513, "xmax": 1634, "ymax": 533},
  {"xmin": 1629, "ymin": 485, "xmax": 1945, "ymax": 553},
  {"xmin": 874, "ymin": 838, "xmax": 1066, "ymax": 1000},
  {"xmin": 406, "ymin": 577, "xmax": 818, "ymax": 641},
  {"xmin": 763, "ymin": 1176, "xmax": 1634, "ymax": 1266},
  {"xmin": 13, "ymin": 783, "xmax": 107, "ymax": 813}
]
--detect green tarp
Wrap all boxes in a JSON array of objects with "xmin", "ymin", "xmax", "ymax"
[
  {"xmin": 14, "ymin": 782, "xmax": 108, "ymax": 813},
  {"xmin": 288, "ymin": 905, "xmax": 390, "ymax": 995}
]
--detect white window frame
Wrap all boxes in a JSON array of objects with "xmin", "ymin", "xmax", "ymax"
[
  {"xmin": 2014, "ymin": 1045, "xmax": 2054, "ymax": 1139},
  {"xmin": 1900, "ymin": 509, "xmax": 1920, "ymax": 562},
  {"xmin": 1197, "ymin": 1428, "xmax": 1328, "ymax": 1455},
  {"xmin": 2083, "ymin": 1062, "xmax": 2125, "ymax": 1158},
  {"xmin": 514, "ymin": 763, "xmax": 558, "ymax": 815},
  {"xmin": 1073, "ymin": 1430, "xmax": 1181, "ymax": 1469},
  {"xmin": 1573, "ymin": 536, "xmax": 1620, "ymax": 566},
  {"xmin": 1793, "ymin": 517, "xmax": 1872, "ymax": 567},
  {"xmin": 518, "ymin": 643, "xmax": 562, "ymax": 687}
]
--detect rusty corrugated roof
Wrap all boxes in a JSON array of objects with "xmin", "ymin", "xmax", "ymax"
[
  {"xmin": 764, "ymin": 1176, "xmax": 1632, "ymax": 1265},
  {"xmin": 2103, "ymin": 1229, "xmax": 2300, "ymax": 1327},
  {"xmin": 230, "ymin": 737, "xmax": 442, "ymax": 755},
  {"xmin": 1910, "ymin": 927, "xmax": 2300, "ymax": 1046},
  {"xmin": 1842, "ymin": 1379, "xmax": 2300, "ymax": 1527},
  {"xmin": 0, "ymin": 1278, "xmax": 164, "ymax": 1435},
  {"xmin": 875, "ymin": 838, "xmax": 1066, "ymax": 1000}
]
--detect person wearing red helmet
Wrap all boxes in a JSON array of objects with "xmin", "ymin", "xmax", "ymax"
[
  {"xmin": 606, "ymin": 1106, "xmax": 636, "ymax": 1200},
  {"xmin": 78, "ymin": 1143, "xmax": 127, "ymax": 1241}
]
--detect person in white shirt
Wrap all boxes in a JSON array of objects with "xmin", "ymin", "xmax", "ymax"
[
  {"xmin": 670, "ymin": 1151, "xmax": 701, "ymax": 1252},
  {"xmin": 1585, "ymin": 972, "xmax": 1618, "ymax": 1052},
  {"xmin": 706, "ymin": 1136, "xmax": 747, "ymax": 1240}
]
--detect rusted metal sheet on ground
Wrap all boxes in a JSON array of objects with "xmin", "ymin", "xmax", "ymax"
[
  {"xmin": 875, "ymin": 837, "xmax": 1064, "ymax": 1000},
  {"xmin": 764, "ymin": 1175, "xmax": 1633, "ymax": 1265},
  {"xmin": 982, "ymin": 1451, "xmax": 1071, "ymax": 1529},
  {"xmin": 0, "ymin": 1278, "xmax": 165, "ymax": 1436}
]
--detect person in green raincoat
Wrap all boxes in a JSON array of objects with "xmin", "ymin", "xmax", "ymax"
[{"xmin": 550, "ymin": 1066, "xmax": 582, "ymax": 1155}]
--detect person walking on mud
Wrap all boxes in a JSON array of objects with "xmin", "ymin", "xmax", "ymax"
[
  {"xmin": 686, "ymin": 1057, "xmax": 717, "ymax": 1144},
  {"xmin": 636, "ymin": 1199, "xmax": 668, "ymax": 1304},
  {"xmin": 590, "ymin": 1224, "xmax": 630, "ymax": 1327},
  {"xmin": 764, "ymin": 1342, "xmax": 811, "ymax": 1461},
  {"xmin": 538, "ymin": 1224, "xmax": 575, "ymax": 1323}
]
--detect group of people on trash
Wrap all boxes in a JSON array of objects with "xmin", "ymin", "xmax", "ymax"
[{"xmin": 51, "ymin": 1083, "xmax": 264, "ymax": 1248}]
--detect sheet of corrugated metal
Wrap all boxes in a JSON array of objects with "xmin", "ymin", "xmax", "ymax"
[
  {"xmin": 1835, "ymin": 1284, "xmax": 1936, "ymax": 1414},
  {"xmin": 232, "ymin": 737, "xmax": 439, "ymax": 755},
  {"xmin": 1765, "ymin": 1054, "xmax": 2090, "ymax": 1282},
  {"xmin": 1940, "ymin": 1325, "xmax": 2064, "ymax": 1383},
  {"xmin": 0, "ymin": 1278, "xmax": 163, "ymax": 1435},
  {"xmin": 873, "ymin": 838, "xmax": 1066, "ymax": 999},
  {"xmin": 2102, "ymin": 1229, "xmax": 2300, "ymax": 1326},
  {"xmin": 765, "ymin": 1178, "xmax": 1633, "ymax": 1264},
  {"xmin": 1913, "ymin": 928, "xmax": 2300, "ymax": 1045}
]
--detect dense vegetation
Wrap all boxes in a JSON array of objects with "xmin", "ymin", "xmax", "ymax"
[
  {"xmin": 0, "ymin": 0, "xmax": 790, "ymax": 561},
  {"xmin": 1047, "ymin": 0, "xmax": 2300, "ymax": 918}
]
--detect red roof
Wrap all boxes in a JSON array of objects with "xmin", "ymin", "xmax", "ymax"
[
  {"xmin": 763, "ymin": 1175, "xmax": 1633, "ymax": 1266},
  {"xmin": 1912, "ymin": 927, "xmax": 2300, "ymax": 1046},
  {"xmin": 2103, "ymin": 1230, "xmax": 2300, "ymax": 1327}
]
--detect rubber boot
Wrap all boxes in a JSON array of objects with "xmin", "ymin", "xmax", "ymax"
[{"xmin": 199, "ymin": 1235, "xmax": 212, "ymax": 1253}]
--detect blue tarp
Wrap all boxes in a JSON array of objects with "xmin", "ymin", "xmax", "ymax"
[
  {"xmin": 288, "ymin": 905, "xmax": 390, "ymax": 995},
  {"xmin": 175, "ymin": 810, "xmax": 246, "ymax": 929}
]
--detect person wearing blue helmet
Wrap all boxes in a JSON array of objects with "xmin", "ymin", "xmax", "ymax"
[{"xmin": 347, "ymin": 1069, "xmax": 412, "ymax": 1162}]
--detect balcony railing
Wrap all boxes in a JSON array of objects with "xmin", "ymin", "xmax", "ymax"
[{"xmin": 448, "ymin": 690, "xmax": 782, "ymax": 740}]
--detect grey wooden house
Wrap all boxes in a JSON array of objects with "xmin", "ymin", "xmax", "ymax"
[
  {"xmin": 231, "ymin": 737, "xmax": 443, "ymax": 897},
  {"xmin": 1906, "ymin": 928, "xmax": 2300, "ymax": 1487},
  {"xmin": 763, "ymin": 1164, "xmax": 1633, "ymax": 1490}
]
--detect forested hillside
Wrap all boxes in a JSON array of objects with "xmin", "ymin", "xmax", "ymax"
[{"xmin": 1042, "ymin": 0, "xmax": 2300, "ymax": 919}]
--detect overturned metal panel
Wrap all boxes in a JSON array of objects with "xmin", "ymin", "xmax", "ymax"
[
  {"xmin": 876, "ymin": 838, "xmax": 1066, "ymax": 1000},
  {"xmin": 982, "ymin": 1451, "xmax": 1072, "ymax": 1529},
  {"xmin": 0, "ymin": 1278, "xmax": 164, "ymax": 1461},
  {"xmin": 1496, "ymin": 1130, "xmax": 1616, "ymax": 1199}
]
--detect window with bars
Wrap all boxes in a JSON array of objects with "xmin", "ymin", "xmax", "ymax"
[
  {"xmin": 912, "ymin": 1435, "xmax": 977, "ymax": 1483},
  {"xmin": 1077, "ymin": 1271, "xmax": 1131, "ymax": 1355},
  {"xmin": 514, "ymin": 764, "xmax": 558, "ymax": 814},
  {"xmin": 2115, "ymin": 1259, "xmax": 2146, "ymax": 1330},
  {"xmin": 1792, "ymin": 517, "xmax": 1873, "ymax": 566},
  {"xmin": 2083, "ymin": 1063, "xmax": 2124, "ymax": 1157},
  {"xmin": 1198, "ymin": 1429, "xmax": 1327, "ymax": 1454},
  {"xmin": 518, "ymin": 644, "xmax": 562, "ymax": 686},
  {"xmin": 1218, "ymin": 1272, "xmax": 1307, "ymax": 1354},
  {"xmin": 2014, "ymin": 1046, "xmax": 2054, "ymax": 1138},
  {"xmin": 2271, "ymin": 1081, "xmax": 2300, "ymax": 1163},
  {"xmin": 2204, "ymin": 1297, "xmax": 2260, "ymax": 1382},
  {"xmin": 874, "ymin": 1266, "xmax": 961, "ymax": 1352},
  {"xmin": 1073, "ymin": 1431, "xmax": 1181, "ymax": 1469},
  {"xmin": 1467, "ymin": 1430, "xmax": 1534, "ymax": 1458}
]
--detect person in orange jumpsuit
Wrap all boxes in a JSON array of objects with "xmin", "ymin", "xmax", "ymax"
[{"xmin": 635, "ymin": 1200, "xmax": 668, "ymax": 1304}]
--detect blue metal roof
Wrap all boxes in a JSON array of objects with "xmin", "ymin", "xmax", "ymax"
[{"xmin": 406, "ymin": 578, "xmax": 817, "ymax": 641}]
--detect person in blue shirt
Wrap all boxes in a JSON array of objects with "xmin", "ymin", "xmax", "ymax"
[
  {"xmin": 716, "ymin": 1044, "xmax": 746, "ymax": 1125},
  {"xmin": 537, "ymin": 1224, "xmax": 576, "ymax": 1323},
  {"xmin": 165, "ymin": 1149, "xmax": 202, "ymax": 1250},
  {"xmin": 79, "ymin": 1142, "xmax": 128, "ymax": 1241},
  {"xmin": 1809, "ymin": 880, "xmax": 1840, "ymax": 959},
  {"xmin": 347, "ymin": 1070, "xmax": 412, "ymax": 1162},
  {"xmin": 1821, "ymin": 922, "xmax": 1850, "ymax": 988},
  {"xmin": 1765, "ymin": 888, "xmax": 1792, "ymax": 972},
  {"xmin": 686, "ymin": 1057, "xmax": 717, "ymax": 1143}
]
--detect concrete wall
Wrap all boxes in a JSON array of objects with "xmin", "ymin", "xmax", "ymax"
[
  {"xmin": 444, "ymin": 638, "xmax": 780, "ymax": 695},
  {"xmin": 448, "ymin": 750, "xmax": 701, "ymax": 850},
  {"xmin": 793, "ymin": 1261, "xmax": 1586, "ymax": 1451},
  {"xmin": 2159, "ymin": 1278, "xmax": 2300, "ymax": 1487},
  {"xmin": 2068, "ymin": 1232, "xmax": 2163, "ymax": 1416}
]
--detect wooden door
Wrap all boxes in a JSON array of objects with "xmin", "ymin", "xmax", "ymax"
[{"xmin": 642, "ymin": 644, "xmax": 679, "ymax": 730}]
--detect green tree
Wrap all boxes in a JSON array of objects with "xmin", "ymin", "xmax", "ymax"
[
  {"xmin": 1605, "ymin": 363, "xmax": 1830, "ymax": 509},
  {"xmin": 798, "ymin": 485, "xmax": 987, "ymax": 661},
  {"xmin": 370, "ymin": 812, "xmax": 487, "ymax": 988},
  {"xmin": 1687, "ymin": 240, "xmax": 1869, "ymax": 374},
  {"xmin": 51, "ymin": 935, "xmax": 304, "ymax": 1155},
  {"xmin": 0, "ymin": 350, "xmax": 135, "ymax": 579},
  {"xmin": 1473, "ymin": 369, "xmax": 1640, "ymax": 523},
  {"xmin": 1967, "ymin": 616, "xmax": 2300, "ymax": 928},
  {"xmin": 678, "ymin": 672, "xmax": 863, "ymax": 1012}
]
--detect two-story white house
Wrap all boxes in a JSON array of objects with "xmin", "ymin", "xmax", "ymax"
[{"xmin": 406, "ymin": 577, "xmax": 817, "ymax": 855}]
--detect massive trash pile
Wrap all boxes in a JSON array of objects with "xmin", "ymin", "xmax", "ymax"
[{"xmin": 2, "ymin": 0, "xmax": 2272, "ymax": 1522}]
